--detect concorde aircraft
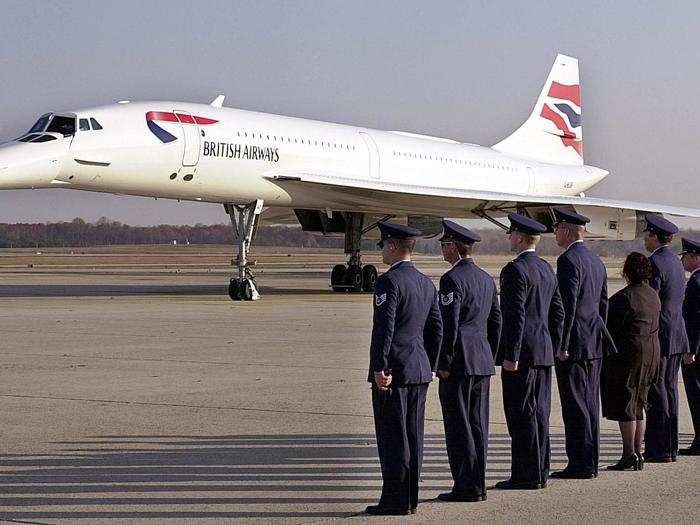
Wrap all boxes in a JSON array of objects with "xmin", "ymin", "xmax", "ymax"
[{"xmin": 1, "ymin": 54, "xmax": 699, "ymax": 300}]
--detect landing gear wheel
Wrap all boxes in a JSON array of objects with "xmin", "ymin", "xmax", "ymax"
[
  {"xmin": 362, "ymin": 265, "xmax": 378, "ymax": 292},
  {"xmin": 228, "ymin": 277, "xmax": 259, "ymax": 301},
  {"xmin": 331, "ymin": 264, "xmax": 347, "ymax": 292},
  {"xmin": 228, "ymin": 279, "xmax": 241, "ymax": 301},
  {"xmin": 346, "ymin": 266, "xmax": 363, "ymax": 293},
  {"xmin": 241, "ymin": 278, "xmax": 254, "ymax": 301}
]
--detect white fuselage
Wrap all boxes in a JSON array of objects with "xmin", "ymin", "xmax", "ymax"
[{"xmin": 0, "ymin": 101, "xmax": 607, "ymax": 217}]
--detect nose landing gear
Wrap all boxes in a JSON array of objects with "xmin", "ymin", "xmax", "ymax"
[{"xmin": 225, "ymin": 200, "xmax": 264, "ymax": 301}]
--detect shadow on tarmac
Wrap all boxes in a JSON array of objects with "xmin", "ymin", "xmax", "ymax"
[
  {"xmin": 0, "ymin": 284, "xmax": 336, "ymax": 298},
  {"xmin": 0, "ymin": 432, "xmax": 693, "ymax": 521}
]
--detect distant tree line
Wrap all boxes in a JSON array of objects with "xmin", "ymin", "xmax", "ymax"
[{"xmin": 0, "ymin": 217, "xmax": 696, "ymax": 258}]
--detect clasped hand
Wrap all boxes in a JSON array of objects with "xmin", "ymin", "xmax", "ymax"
[{"xmin": 374, "ymin": 370, "xmax": 392, "ymax": 390}]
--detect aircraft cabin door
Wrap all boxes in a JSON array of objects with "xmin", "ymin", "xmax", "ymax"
[
  {"xmin": 175, "ymin": 110, "xmax": 201, "ymax": 167},
  {"xmin": 359, "ymin": 132, "xmax": 380, "ymax": 179},
  {"xmin": 526, "ymin": 166, "xmax": 535, "ymax": 193}
]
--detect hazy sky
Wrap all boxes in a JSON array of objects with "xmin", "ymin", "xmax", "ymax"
[{"xmin": 0, "ymin": 0, "xmax": 698, "ymax": 227}]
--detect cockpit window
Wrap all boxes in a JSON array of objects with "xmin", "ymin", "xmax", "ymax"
[
  {"xmin": 90, "ymin": 118, "xmax": 103, "ymax": 130},
  {"xmin": 46, "ymin": 116, "xmax": 76, "ymax": 137},
  {"xmin": 79, "ymin": 118, "xmax": 90, "ymax": 131},
  {"xmin": 28, "ymin": 115, "xmax": 51, "ymax": 133},
  {"xmin": 32, "ymin": 135, "xmax": 57, "ymax": 143},
  {"xmin": 15, "ymin": 133, "xmax": 58, "ymax": 143},
  {"xmin": 18, "ymin": 134, "xmax": 41, "ymax": 142}
]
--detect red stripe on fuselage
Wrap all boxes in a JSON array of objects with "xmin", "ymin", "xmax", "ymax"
[
  {"xmin": 145, "ymin": 111, "xmax": 218, "ymax": 125},
  {"xmin": 548, "ymin": 82, "xmax": 580, "ymax": 107}
]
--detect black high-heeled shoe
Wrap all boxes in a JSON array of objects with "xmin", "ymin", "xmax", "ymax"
[
  {"xmin": 606, "ymin": 454, "xmax": 640, "ymax": 471},
  {"xmin": 636, "ymin": 453, "xmax": 644, "ymax": 471}
]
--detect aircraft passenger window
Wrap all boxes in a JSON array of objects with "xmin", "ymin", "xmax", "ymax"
[
  {"xmin": 32, "ymin": 135, "xmax": 57, "ymax": 143},
  {"xmin": 79, "ymin": 119, "xmax": 90, "ymax": 131},
  {"xmin": 46, "ymin": 116, "xmax": 76, "ymax": 137},
  {"xmin": 28, "ymin": 114, "xmax": 51, "ymax": 133}
]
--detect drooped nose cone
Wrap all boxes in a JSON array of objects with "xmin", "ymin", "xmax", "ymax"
[{"xmin": 0, "ymin": 140, "xmax": 64, "ymax": 189}]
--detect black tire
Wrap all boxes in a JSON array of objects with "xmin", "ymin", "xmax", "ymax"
[
  {"xmin": 241, "ymin": 279, "xmax": 254, "ymax": 301},
  {"xmin": 228, "ymin": 279, "xmax": 241, "ymax": 301},
  {"xmin": 362, "ymin": 265, "xmax": 378, "ymax": 292},
  {"xmin": 331, "ymin": 264, "xmax": 346, "ymax": 292},
  {"xmin": 346, "ymin": 265, "xmax": 363, "ymax": 293}
]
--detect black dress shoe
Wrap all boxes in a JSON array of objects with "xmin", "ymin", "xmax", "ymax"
[
  {"xmin": 437, "ymin": 491, "xmax": 486, "ymax": 502},
  {"xmin": 494, "ymin": 479, "xmax": 542, "ymax": 490},
  {"xmin": 410, "ymin": 507, "xmax": 416, "ymax": 515},
  {"xmin": 606, "ymin": 454, "xmax": 641, "ymax": 471},
  {"xmin": 365, "ymin": 505, "xmax": 410, "ymax": 515},
  {"xmin": 678, "ymin": 447, "xmax": 700, "ymax": 456},
  {"xmin": 550, "ymin": 469, "xmax": 596, "ymax": 479}
]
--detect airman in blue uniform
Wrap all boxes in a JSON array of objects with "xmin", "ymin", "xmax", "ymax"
[
  {"xmin": 551, "ymin": 207, "xmax": 615, "ymax": 479},
  {"xmin": 643, "ymin": 213, "xmax": 690, "ymax": 462},
  {"xmin": 366, "ymin": 221, "xmax": 443, "ymax": 516},
  {"xmin": 435, "ymin": 220, "xmax": 502, "ymax": 502},
  {"xmin": 496, "ymin": 213, "xmax": 565, "ymax": 490},
  {"xmin": 679, "ymin": 237, "xmax": 700, "ymax": 456}
]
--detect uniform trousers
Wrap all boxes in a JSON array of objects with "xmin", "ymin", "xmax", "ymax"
[
  {"xmin": 682, "ymin": 360, "xmax": 700, "ymax": 449},
  {"xmin": 502, "ymin": 366, "xmax": 551, "ymax": 485},
  {"xmin": 439, "ymin": 374, "xmax": 490, "ymax": 495},
  {"xmin": 555, "ymin": 358, "xmax": 602, "ymax": 474},
  {"xmin": 372, "ymin": 383, "xmax": 429, "ymax": 510},
  {"xmin": 645, "ymin": 353, "xmax": 682, "ymax": 458}
]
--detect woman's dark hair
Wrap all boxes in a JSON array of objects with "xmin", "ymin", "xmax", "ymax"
[{"xmin": 622, "ymin": 252, "xmax": 653, "ymax": 284}]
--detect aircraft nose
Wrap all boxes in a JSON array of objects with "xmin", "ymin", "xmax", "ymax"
[{"xmin": 0, "ymin": 143, "xmax": 62, "ymax": 189}]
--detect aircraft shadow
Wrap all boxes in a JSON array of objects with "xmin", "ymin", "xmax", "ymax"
[
  {"xmin": 0, "ymin": 284, "xmax": 337, "ymax": 298},
  {"xmin": 1, "ymin": 432, "xmax": 692, "ymax": 520}
]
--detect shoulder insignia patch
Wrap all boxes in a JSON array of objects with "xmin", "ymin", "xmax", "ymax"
[
  {"xmin": 440, "ymin": 292, "xmax": 454, "ymax": 306},
  {"xmin": 375, "ymin": 293, "xmax": 387, "ymax": 307}
]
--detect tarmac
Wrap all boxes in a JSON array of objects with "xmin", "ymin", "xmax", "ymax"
[{"xmin": 0, "ymin": 246, "xmax": 697, "ymax": 524}]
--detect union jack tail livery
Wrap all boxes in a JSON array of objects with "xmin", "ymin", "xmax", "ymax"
[{"xmin": 493, "ymin": 54, "xmax": 583, "ymax": 166}]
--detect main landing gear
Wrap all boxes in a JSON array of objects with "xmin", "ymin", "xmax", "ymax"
[
  {"xmin": 330, "ymin": 212, "xmax": 379, "ymax": 293},
  {"xmin": 225, "ymin": 200, "xmax": 264, "ymax": 301}
]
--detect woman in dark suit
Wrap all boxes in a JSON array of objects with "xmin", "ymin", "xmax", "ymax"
[{"xmin": 602, "ymin": 252, "xmax": 661, "ymax": 470}]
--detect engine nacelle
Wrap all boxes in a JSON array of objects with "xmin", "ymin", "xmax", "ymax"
[{"xmin": 575, "ymin": 206, "xmax": 645, "ymax": 240}]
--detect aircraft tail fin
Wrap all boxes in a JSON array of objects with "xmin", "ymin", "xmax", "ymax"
[{"xmin": 492, "ymin": 54, "xmax": 583, "ymax": 166}]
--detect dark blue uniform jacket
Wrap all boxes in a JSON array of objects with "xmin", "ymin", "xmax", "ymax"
[
  {"xmin": 684, "ymin": 270, "xmax": 700, "ymax": 358},
  {"xmin": 497, "ymin": 251, "xmax": 565, "ymax": 367},
  {"xmin": 368, "ymin": 261, "xmax": 443, "ymax": 386},
  {"xmin": 438, "ymin": 258, "xmax": 502, "ymax": 376},
  {"xmin": 556, "ymin": 241, "xmax": 615, "ymax": 360},
  {"xmin": 650, "ymin": 246, "xmax": 690, "ymax": 357}
]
